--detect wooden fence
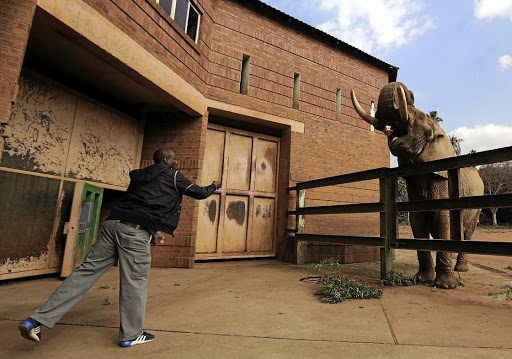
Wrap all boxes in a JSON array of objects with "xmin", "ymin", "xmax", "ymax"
[{"xmin": 288, "ymin": 146, "xmax": 512, "ymax": 279}]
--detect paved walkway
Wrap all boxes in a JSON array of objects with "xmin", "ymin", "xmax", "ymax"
[{"xmin": 1, "ymin": 254, "xmax": 512, "ymax": 358}]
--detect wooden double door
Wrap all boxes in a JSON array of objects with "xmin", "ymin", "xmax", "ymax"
[{"xmin": 195, "ymin": 124, "xmax": 279, "ymax": 259}]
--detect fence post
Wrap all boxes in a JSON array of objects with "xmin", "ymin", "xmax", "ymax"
[
  {"xmin": 296, "ymin": 189, "xmax": 306, "ymax": 264},
  {"xmin": 448, "ymin": 169, "xmax": 463, "ymax": 241},
  {"xmin": 381, "ymin": 173, "xmax": 397, "ymax": 279}
]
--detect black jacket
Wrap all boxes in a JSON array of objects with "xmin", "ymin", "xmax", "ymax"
[{"xmin": 108, "ymin": 163, "xmax": 216, "ymax": 235}]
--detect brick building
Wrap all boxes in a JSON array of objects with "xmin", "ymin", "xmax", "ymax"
[{"xmin": 0, "ymin": 0, "xmax": 397, "ymax": 279}]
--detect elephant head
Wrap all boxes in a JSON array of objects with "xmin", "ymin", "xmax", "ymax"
[{"xmin": 351, "ymin": 82, "xmax": 454, "ymax": 165}]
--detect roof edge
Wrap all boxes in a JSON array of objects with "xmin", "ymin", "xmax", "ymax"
[{"xmin": 236, "ymin": 0, "xmax": 399, "ymax": 82}]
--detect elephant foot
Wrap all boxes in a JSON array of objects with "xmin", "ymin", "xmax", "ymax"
[
  {"xmin": 454, "ymin": 262, "xmax": 469, "ymax": 272},
  {"xmin": 434, "ymin": 273, "xmax": 458, "ymax": 289},
  {"xmin": 415, "ymin": 268, "xmax": 435, "ymax": 283}
]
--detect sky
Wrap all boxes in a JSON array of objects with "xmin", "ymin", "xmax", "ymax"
[{"xmin": 260, "ymin": 0, "xmax": 512, "ymax": 161}]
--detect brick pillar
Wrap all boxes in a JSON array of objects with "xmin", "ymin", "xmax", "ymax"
[
  {"xmin": 142, "ymin": 111, "xmax": 208, "ymax": 268},
  {"xmin": 0, "ymin": 0, "xmax": 37, "ymax": 161}
]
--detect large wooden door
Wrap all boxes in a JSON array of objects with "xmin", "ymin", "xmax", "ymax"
[{"xmin": 196, "ymin": 125, "xmax": 279, "ymax": 259}]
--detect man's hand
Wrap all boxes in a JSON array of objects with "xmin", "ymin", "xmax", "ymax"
[
  {"xmin": 383, "ymin": 125, "xmax": 393, "ymax": 137},
  {"xmin": 213, "ymin": 181, "xmax": 221, "ymax": 189},
  {"xmin": 151, "ymin": 231, "xmax": 165, "ymax": 245}
]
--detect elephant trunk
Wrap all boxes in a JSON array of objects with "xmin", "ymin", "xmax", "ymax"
[{"xmin": 350, "ymin": 90, "xmax": 380, "ymax": 129}]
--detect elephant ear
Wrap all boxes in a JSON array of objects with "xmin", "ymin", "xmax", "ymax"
[{"xmin": 417, "ymin": 117, "xmax": 456, "ymax": 163}]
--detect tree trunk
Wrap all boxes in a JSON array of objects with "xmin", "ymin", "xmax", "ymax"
[{"xmin": 490, "ymin": 208, "xmax": 499, "ymax": 226}]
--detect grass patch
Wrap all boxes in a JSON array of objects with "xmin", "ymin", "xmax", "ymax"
[
  {"xmin": 314, "ymin": 257, "xmax": 341, "ymax": 274},
  {"xmin": 314, "ymin": 275, "xmax": 382, "ymax": 304},
  {"xmin": 381, "ymin": 271, "xmax": 418, "ymax": 286},
  {"xmin": 490, "ymin": 282, "xmax": 512, "ymax": 301},
  {"xmin": 312, "ymin": 258, "xmax": 382, "ymax": 303}
]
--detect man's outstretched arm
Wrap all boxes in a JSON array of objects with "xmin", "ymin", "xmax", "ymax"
[{"xmin": 175, "ymin": 171, "xmax": 221, "ymax": 199}]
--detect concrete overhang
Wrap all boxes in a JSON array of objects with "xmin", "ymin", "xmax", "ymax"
[
  {"xmin": 207, "ymin": 99, "xmax": 304, "ymax": 134},
  {"xmin": 29, "ymin": 0, "xmax": 205, "ymax": 116}
]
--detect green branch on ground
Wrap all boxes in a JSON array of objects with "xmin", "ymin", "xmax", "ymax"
[
  {"xmin": 314, "ymin": 275, "xmax": 382, "ymax": 303},
  {"xmin": 381, "ymin": 271, "xmax": 418, "ymax": 286},
  {"xmin": 490, "ymin": 282, "xmax": 512, "ymax": 301},
  {"xmin": 314, "ymin": 257, "xmax": 341, "ymax": 274}
]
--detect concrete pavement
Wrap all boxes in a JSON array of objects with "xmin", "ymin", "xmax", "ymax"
[{"xmin": 1, "ymin": 252, "xmax": 512, "ymax": 358}]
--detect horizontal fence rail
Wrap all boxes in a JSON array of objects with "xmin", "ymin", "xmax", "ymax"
[
  {"xmin": 294, "ymin": 235, "xmax": 512, "ymax": 257},
  {"xmin": 398, "ymin": 194, "xmax": 512, "ymax": 212},
  {"xmin": 288, "ymin": 168, "xmax": 387, "ymax": 191},
  {"xmin": 288, "ymin": 146, "xmax": 512, "ymax": 278},
  {"xmin": 290, "ymin": 194, "xmax": 512, "ymax": 216},
  {"xmin": 295, "ymin": 234, "xmax": 384, "ymax": 247},
  {"xmin": 290, "ymin": 202, "xmax": 384, "ymax": 216},
  {"xmin": 392, "ymin": 146, "xmax": 512, "ymax": 177}
]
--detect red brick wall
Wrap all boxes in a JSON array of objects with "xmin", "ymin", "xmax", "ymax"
[
  {"xmin": 207, "ymin": 0, "xmax": 390, "ymax": 262},
  {"xmin": 0, "ymin": 0, "xmax": 393, "ymax": 267},
  {"xmin": 141, "ymin": 112, "xmax": 208, "ymax": 268},
  {"xmin": 85, "ymin": 0, "xmax": 391, "ymax": 264},
  {"xmin": 0, "ymin": 0, "xmax": 37, "ymax": 161}
]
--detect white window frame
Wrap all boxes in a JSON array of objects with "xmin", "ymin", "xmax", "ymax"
[{"xmin": 157, "ymin": 0, "xmax": 201, "ymax": 43}]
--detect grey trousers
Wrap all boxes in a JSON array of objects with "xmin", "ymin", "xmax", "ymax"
[{"xmin": 31, "ymin": 220, "xmax": 152, "ymax": 341}]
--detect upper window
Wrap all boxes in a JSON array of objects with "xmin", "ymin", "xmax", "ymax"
[{"xmin": 157, "ymin": 0, "xmax": 201, "ymax": 43}]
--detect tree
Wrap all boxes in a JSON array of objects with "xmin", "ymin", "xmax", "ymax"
[
  {"xmin": 427, "ymin": 111, "xmax": 443, "ymax": 123},
  {"xmin": 449, "ymin": 135, "xmax": 463, "ymax": 156},
  {"xmin": 397, "ymin": 177, "xmax": 409, "ymax": 224},
  {"xmin": 478, "ymin": 161, "xmax": 512, "ymax": 226}
]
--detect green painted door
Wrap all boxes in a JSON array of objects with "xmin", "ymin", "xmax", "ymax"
[{"xmin": 61, "ymin": 182, "xmax": 103, "ymax": 277}]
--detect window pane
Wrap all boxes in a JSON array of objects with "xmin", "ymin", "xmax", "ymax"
[
  {"xmin": 159, "ymin": 0, "xmax": 172, "ymax": 14},
  {"xmin": 186, "ymin": 6, "xmax": 199, "ymax": 41},
  {"xmin": 174, "ymin": 0, "xmax": 188, "ymax": 30}
]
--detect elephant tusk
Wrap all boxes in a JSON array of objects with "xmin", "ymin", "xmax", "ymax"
[
  {"xmin": 397, "ymin": 86, "xmax": 408, "ymax": 123},
  {"xmin": 351, "ymin": 90, "xmax": 379, "ymax": 128}
]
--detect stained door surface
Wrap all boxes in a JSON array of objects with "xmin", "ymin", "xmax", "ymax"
[
  {"xmin": 196, "ymin": 125, "xmax": 279, "ymax": 259},
  {"xmin": 0, "ymin": 71, "xmax": 141, "ymax": 279}
]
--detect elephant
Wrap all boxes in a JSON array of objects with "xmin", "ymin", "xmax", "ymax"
[{"xmin": 351, "ymin": 82, "xmax": 484, "ymax": 289}]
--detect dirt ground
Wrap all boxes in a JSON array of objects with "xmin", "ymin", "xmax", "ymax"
[{"xmin": 343, "ymin": 225, "xmax": 512, "ymax": 300}]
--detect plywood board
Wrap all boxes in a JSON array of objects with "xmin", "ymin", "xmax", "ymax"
[
  {"xmin": 0, "ymin": 172, "xmax": 61, "ymax": 276},
  {"xmin": 221, "ymin": 195, "xmax": 248, "ymax": 252},
  {"xmin": 201, "ymin": 129, "xmax": 225, "ymax": 186},
  {"xmin": 251, "ymin": 197, "xmax": 275, "ymax": 252},
  {"xmin": 1, "ymin": 72, "xmax": 76, "ymax": 175},
  {"xmin": 226, "ymin": 134, "xmax": 252, "ymax": 190},
  {"xmin": 65, "ymin": 97, "xmax": 138, "ymax": 187},
  {"xmin": 254, "ymin": 139, "xmax": 278, "ymax": 193},
  {"xmin": 196, "ymin": 194, "xmax": 220, "ymax": 253}
]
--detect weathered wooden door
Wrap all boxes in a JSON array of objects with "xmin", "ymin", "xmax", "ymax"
[
  {"xmin": 196, "ymin": 124, "xmax": 279, "ymax": 259},
  {"xmin": 61, "ymin": 182, "xmax": 103, "ymax": 277}
]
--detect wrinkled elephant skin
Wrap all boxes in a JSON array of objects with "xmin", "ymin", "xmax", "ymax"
[{"xmin": 351, "ymin": 82, "xmax": 484, "ymax": 289}]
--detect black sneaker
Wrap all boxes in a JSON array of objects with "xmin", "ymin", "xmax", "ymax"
[
  {"xmin": 18, "ymin": 320, "xmax": 42, "ymax": 342},
  {"xmin": 119, "ymin": 331, "xmax": 155, "ymax": 347}
]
